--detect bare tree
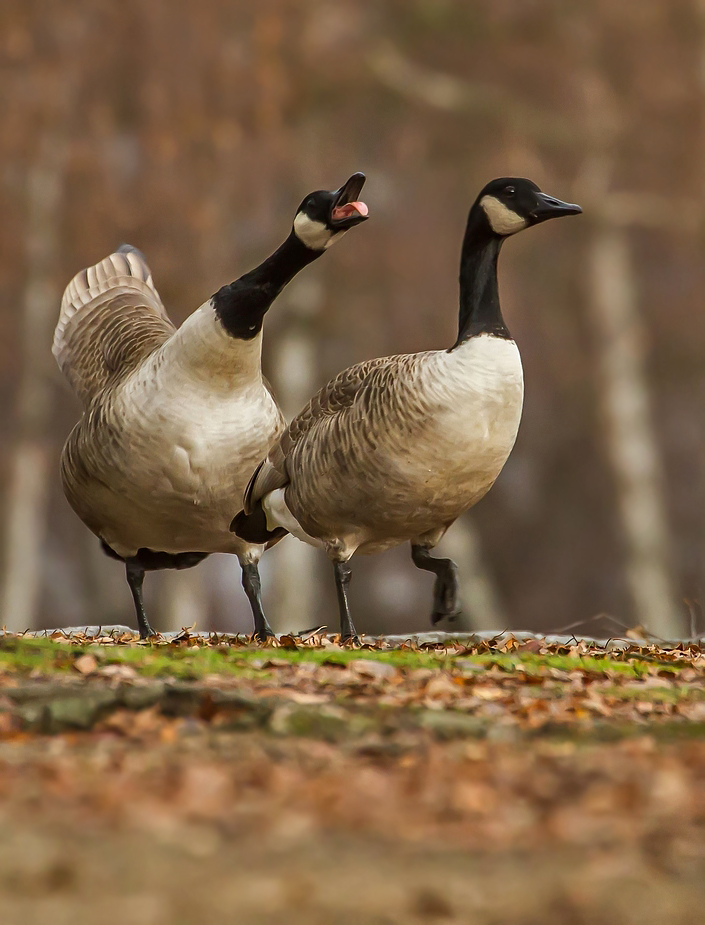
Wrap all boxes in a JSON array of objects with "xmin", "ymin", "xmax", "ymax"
[
  {"xmin": 437, "ymin": 517, "xmax": 506, "ymax": 631},
  {"xmin": 1, "ymin": 1, "xmax": 701, "ymax": 635},
  {"xmin": 158, "ymin": 568, "xmax": 206, "ymax": 634},
  {"xmin": 575, "ymin": 55, "xmax": 684, "ymax": 638},
  {"xmin": 265, "ymin": 277, "xmax": 325, "ymax": 634},
  {"xmin": 369, "ymin": 35, "xmax": 686, "ymax": 638},
  {"xmin": 587, "ymin": 224, "xmax": 681, "ymax": 636},
  {"xmin": 1, "ymin": 137, "xmax": 66, "ymax": 631}
]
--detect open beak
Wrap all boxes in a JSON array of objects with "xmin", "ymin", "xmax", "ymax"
[
  {"xmin": 530, "ymin": 192, "xmax": 582, "ymax": 224},
  {"xmin": 330, "ymin": 172, "xmax": 369, "ymax": 228}
]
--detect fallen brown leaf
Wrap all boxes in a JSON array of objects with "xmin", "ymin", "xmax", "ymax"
[
  {"xmin": 350, "ymin": 660, "xmax": 397, "ymax": 680},
  {"xmin": 73, "ymin": 654, "xmax": 98, "ymax": 676}
]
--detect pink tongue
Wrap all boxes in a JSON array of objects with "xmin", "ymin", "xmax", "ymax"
[{"xmin": 331, "ymin": 200, "xmax": 369, "ymax": 221}]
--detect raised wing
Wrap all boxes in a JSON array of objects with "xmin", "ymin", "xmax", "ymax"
[{"xmin": 53, "ymin": 245, "xmax": 176, "ymax": 405}]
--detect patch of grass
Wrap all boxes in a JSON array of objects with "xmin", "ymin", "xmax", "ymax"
[
  {"xmin": 0, "ymin": 637, "xmax": 695, "ymax": 683},
  {"xmin": 0, "ymin": 638, "xmax": 264, "ymax": 681},
  {"xmin": 604, "ymin": 685, "xmax": 705, "ymax": 704},
  {"xmin": 0, "ymin": 638, "xmax": 456, "ymax": 678},
  {"xmin": 533, "ymin": 721, "xmax": 705, "ymax": 744},
  {"xmin": 455, "ymin": 652, "xmax": 652, "ymax": 679},
  {"xmin": 0, "ymin": 637, "xmax": 76, "ymax": 674}
]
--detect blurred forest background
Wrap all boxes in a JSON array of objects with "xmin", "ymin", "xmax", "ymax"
[{"xmin": 0, "ymin": 0, "xmax": 704, "ymax": 638}]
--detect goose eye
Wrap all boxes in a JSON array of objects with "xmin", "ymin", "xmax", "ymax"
[{"xmin": 505, "ymin": 186, "xmax": 516, "ymax": 197}]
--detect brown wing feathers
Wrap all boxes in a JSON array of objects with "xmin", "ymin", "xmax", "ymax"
[
  {"xmin": 53, "ymin": 245, "xmax": 175, "ymax": 406},
  {"xmin": 239, "ymin": 356, "xmax": 399, "ymax": 518}
]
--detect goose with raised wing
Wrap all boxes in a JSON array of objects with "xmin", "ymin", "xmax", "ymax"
[
  {"xmin": 232, "ymin": 178, "xmax": 580, "ymax": 639},
  {"xmin": 55, "ymin": 173, "xmax": 369, "ymax": 639}
]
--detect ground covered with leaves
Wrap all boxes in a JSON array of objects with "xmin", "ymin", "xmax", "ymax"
[{"xmin": 2, "ymin": 630, "xmax": 705, "ymax": 924}]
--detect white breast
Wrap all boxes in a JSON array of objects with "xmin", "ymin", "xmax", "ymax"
[
  {"xmin": 116, "ymin": 380, "xmax": 280, "ymax": 495},
  {"xmin": 417, "ymin": 334, "xmax": 524, "ymax": 484},
  {"xmin": 97, "ymin": 306, "xmax": 284, "ymax": 554},
  {"xmin": 115, "ymin": 306, "xmax": 275, "ymax": 480},
  {"xmin": 438, "ymin": 334, "xmax": 524, "ymax": 421}
]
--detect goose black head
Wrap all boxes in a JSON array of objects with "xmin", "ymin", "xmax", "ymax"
[
  {"xmin": 293, "ymin": 172, "xmax": 369, "ymax": 251},
  {"xmin": 474, "ymin": 177, "xmax": 582, "ymax": 237}
]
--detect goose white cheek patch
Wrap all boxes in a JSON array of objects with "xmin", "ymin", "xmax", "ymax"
[
  {"xmin": 480, "ymin": 195, "xmax": 528, "ymax": 235},
  {"xmin": 293, "ymin": 213, "xmax": 336, "ymax": 250}
]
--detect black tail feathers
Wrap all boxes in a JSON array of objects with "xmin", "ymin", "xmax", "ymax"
[
  {"xmin": 100, "ymin": 540, "xmax": 208, "ymax": 571},
  {"xmin": 230, "ymin": 501, "xmax": 288, "ymax": 545}
]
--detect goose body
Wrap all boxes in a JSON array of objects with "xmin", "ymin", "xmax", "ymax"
[
  {"xmin": 258, "ymin": 336, "xmax": 523, "ymax": 560},
  {"xmin": 61, "ymin": 302, "xmax": 283, "ymax": 559},
  {"xmin": 55, "ymin": 174, "xmax": 369, "ymax": 637},
  {"xmin": 233, "ymin": 177, "xmax": 580, "ymax": 638}
]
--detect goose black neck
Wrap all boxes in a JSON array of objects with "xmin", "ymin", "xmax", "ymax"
[
  {"xmin": 212, "ymin": 232, "xmax": 320, "ymax": 340},
  {"xmin": 452, "ymin": 217, "xmax": 510, "ymax": 349}
]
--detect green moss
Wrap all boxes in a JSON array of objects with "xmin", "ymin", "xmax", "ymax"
[
  {"xmin": 0, "ymin": 637, "xmax": 76, "ymax": 674},
  {"xmin": 532, "ymin": 721, "xmax": 705, "ymax": 744},
  {"xmin": 603, "ymin": 685, "xmax": 705, "ymax": 704},
  {"xmin": 459, "ymin": 652, "xmax": 651, "ymax": 678},
  {"xmin": 0, "ymin": 636, "xmax": 695, "ymax": 685}
]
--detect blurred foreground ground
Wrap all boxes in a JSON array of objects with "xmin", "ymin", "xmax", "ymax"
[{"xmin": 1, "ymin": 633, "xmax": 705, "ymax": 924}]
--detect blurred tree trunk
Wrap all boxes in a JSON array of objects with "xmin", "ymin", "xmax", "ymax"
[
  {"xmin": 1, "ymin": 138, "xmax": 65, "ymax": 631},
  {"xmin": 266, "ymin": 278, "xmax": 324, "ymax": 634},
  {"xmin": 587, "ymin": 224, "xmax": 681, "ymax": 638},
  {"xmin": 158, "ymin": 568, "xmax": 205, "ymax": 634},
  {"xmin": 437, "ymin": 517, "xmax": 506, "ymax": 631},
  {"xmin": 371, "ymin": 36, "xmax": 687, "ymax": 637},
  {"xmin": 576, "ymin": 52, "xmax": 682, "ymax": 638}
]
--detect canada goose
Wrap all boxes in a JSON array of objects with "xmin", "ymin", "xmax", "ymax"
[
  {"xmin": 55, "ymin": 173, "xmax": 369, "ymax": 639},
  {"xmin": 232, "ymin": 178, "xmax": 581, "ymax": 639}
]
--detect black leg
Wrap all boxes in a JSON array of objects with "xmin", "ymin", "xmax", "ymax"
[
  {"xmin": 125, "ymin": 558, "xmax": 156, "ymax": 639},
  {"xmin": 241, "ymin": 563, "xmax": 274, "ymax": 643},
  {"xmin": 411, "ymin": 544, "xmax": 461, "ymax": 626},
  {"xmin": 333, "ymin": 560, "xmax": 357, "ymax": 642}
]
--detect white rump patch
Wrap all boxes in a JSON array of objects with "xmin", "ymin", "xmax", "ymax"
[
  {"xmin": 263, "ymin": 488, "xmax": 323, "ymax": 547},
  {"xmin": 480, "ymin": 195, "xmax": 528, "ymax": 236},
  {"xmin": 293, "ymin": 213, "xmax": 340, "ymax": 250}
]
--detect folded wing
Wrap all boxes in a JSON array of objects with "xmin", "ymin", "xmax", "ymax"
[{"xmin": 243, "ymin": 356, "xmax": 397, "ymax": 513}]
